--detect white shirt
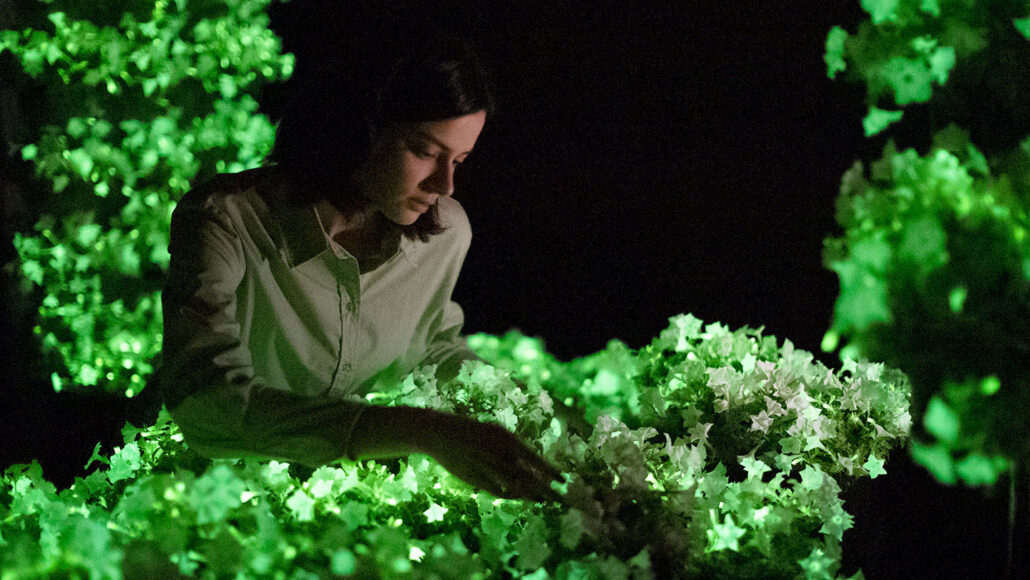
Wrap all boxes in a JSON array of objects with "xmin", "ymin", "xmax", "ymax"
[{"xmin": 158, "ymin": 167, "xmax": 475, "ymax": 465}]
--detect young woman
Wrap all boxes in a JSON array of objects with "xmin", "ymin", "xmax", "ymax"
[{"xmin": 158, "ymin": 30, "xmax": 561, "ymax": 502}]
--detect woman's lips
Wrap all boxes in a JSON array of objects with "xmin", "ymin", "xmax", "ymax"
[{"xmin": 409, "ymin": 198, "xmax": 433, "ymax": 213}]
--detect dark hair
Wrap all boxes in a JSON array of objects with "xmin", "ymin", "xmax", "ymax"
[{"xmin": 266, "ymin": 27, "xmax": 494, "ymax": 242}]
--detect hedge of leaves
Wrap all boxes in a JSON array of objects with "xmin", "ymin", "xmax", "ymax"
[
  {"xmin": 1, "ymin": 316, "xmax": 910, "ymax": 578},
  {"xmin": 824, "ymin": 0, "xmax": 1030, "ymax": 485},
  {"xmin": 0, "ymin": 0, "xmax": 292, "ymax": 395}
]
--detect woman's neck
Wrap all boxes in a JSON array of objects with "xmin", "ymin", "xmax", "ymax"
[{"xmin": 315, "ymin": 200, "xmax": 399, "ymax": 270}]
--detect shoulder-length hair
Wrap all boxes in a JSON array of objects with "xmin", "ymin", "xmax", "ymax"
[{"xmin": 266, "ymin": 27, "xmax": 495, "ymax": 242}]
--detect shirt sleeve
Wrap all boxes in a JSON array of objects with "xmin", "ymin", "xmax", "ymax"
[
  {"xmin": 158, "ymin": 187, "xmax": 365, "ymax": 466},
  {"xmin": 422, "ymin": 299, "xmax": 479, "ymax": 369},
  {"xmin": 419, "ymin": 200, "xmax": 480, "ymax": 372}
]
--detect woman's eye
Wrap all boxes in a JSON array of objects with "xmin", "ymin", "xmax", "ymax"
[{"xmin": 409, "ymin": 144, "xmax": 434, "ymax": 159}]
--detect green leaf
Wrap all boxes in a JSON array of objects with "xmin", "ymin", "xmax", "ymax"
[
  {"xmin": 190, "ymin": 465, "xmax": 245, "ymax": 524},
  {"xmin": 919, "ymin": 0, "xmax": 940, "ymax": 17},
  {"xmin": 861, "ymin": 0, "xmax": 899, "ymax": 24},
  {"xmin": 331, "ymin": 549, "xmax": 358, "ymax": 575},
  {"xmin": 863, "ymin": 107, "xmax": 904, "ymax": 137},
  {"xmin": 881, "ymin": 57, "xmax": 934, "ymax": 105},
  {"xmin": 1014, "ymin": 17, "xmax": 1030, "ymax": 40},
  {"xmin": 863, "ymin": 454, "xmax": 887, "ymax": 478},
  {"xmin": 910, "ymin": 440, "xmax": 957, "ymax": 484},
  {"xmin": 928, "ymin": 46, "xmax": 955, "ymax": 85},
  {"xmin": 514, "ymin": 517, "xmax": 553, "ymax": 570},
  {"xmin": 108, "ymin": 442, "xmax": 141, "ymax": 483},
  {"xmin": 923, "ymin": 396, "xmax": 959, "ymax": 446},
  {"xmin": 825, "ymin": 26, "xmax": 848, "ymax": 80},
  {"xmin": 286, "ymin": 489, "xmax": 316, "ymax": 521},
  {"xmin": 423, "ymin": 502, "xmax": 448, "ymax": 523},
  {"xmin": 954, "ymin": 453, "xmax": 1003, "ymax": 486},
  {"xmin": 705, "ymin": 512, "xmax": 746, "ymax": 552}
]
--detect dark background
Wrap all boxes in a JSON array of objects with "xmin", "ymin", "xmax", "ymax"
[{"xmin": 1, "ymin": 1, "xmax": 1020, "ymax": 577}]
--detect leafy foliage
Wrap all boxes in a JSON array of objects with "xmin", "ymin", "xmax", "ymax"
[
  {"xmin": 1, "ymin": 318, "xmax": 907, "ymax": 578},
  {"xmin": 1, "ymin": 0, "xmax": 292, "ymax": 395},
  {"xmin": 823, "ymin": 139, "xmax": 1029, "ymax": 484},
  {"xmin": 827, "ymin": 0, "xmax": 1030, "ymax": 136},
  {"xmin": 826, "ymin": 0, "xmax": 1030, "ymax": 484}
]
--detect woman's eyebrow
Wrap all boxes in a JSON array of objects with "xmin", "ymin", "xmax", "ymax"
[{"xmin": 413, "ymin": 130, "xmax": 473, "ymax": 155}]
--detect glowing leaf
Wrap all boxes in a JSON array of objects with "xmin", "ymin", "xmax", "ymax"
[
  {"xmin": 923, "ymin": 396, "xmax": 959, "ymax": 445},
  {"xmin": 514, "ymin": 517, "xmax": 552, "ymax": 570},
  {"xmin": 980, "ymin": 376, "xmax": 1000, "ymax": 396},
  {"xmin": 705, "ymin": 512, "xmax": 746, "ymax": 552},
  {"xmin": 955, "ymin": 453, "xmax": 1002, "ymax": 486},
  {"xmin": 863, "ymin": 454, "xmax": 887, "ymax": 479},
  {"xmin": 799, "ymin": 465, "xmax": 825, "ymax": 490},
  {"xmin": 948, "ymin": 286, "xmax": 967, "ymax": 313},
  {"xmin": 423, "ymin": 502, "xmax": 448, "ymax": 523},
  {"xmin": 928, "ymin": 46, "xmax": 955, "ymax": 84},
  {"xmin": 107, "ymin": 443, "xmax": 141, "ymax": 483},
  {"xmin": 1015, "ymin": 17, "xmax": 1030, "ymax": 40},
  {"xmin": 286, "ymin": 489, "xmax": 315, "ymax": 522},
  {"xmin": 861, "ymin": 0, "xmax": 899, "ymax": 24},
  {"xmin": 331, "ymin": 549, "xmax": 357, "ymax": 575},
  {"xmin": 910, "ymin": 440, "xmax": 957, "ymax": 484},
  {"xmin": 798, "ymin": 547, "xmax": 835, "ymax": 580},
  {"xmin": 919, "ymin": 0, "xmax": 940, "ymax": 16},
  {"xmin": 825, "ymin": 26, "xmax": 848, "ymax": 79}
]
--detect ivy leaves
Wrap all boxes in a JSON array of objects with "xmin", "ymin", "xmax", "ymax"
[
  {"xmin": 1, "ymin": 319, "xmax": 906, "ymax": 578},
  {"xmin": 2, "ymin": 0, "xmax": 292, "ymax": 395}
]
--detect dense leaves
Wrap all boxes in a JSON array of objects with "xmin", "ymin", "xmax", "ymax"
[
  {"xmin": 1, "ymin": 0, "xmax": 292, "ymax": 395},
  {"xmin": 1, "ymin": 317, "xmax": 908, "ymax": 578},
  {"xmin": 826, "ymin": 0, "xmax": 1030, "ymax": 484}
]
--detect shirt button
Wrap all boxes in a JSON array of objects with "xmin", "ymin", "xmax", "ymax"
[
  {"xmin": 341, "ymin": 362, "xmax": 353, "ymax": 372},
  {"xmin": 346, "ymin": 301, "xmax": 357, "ymax": 313}
]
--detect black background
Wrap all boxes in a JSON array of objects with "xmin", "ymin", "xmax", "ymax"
[{"xmin": 0, "ymin": 1, "xmax": 1021, "ymax": 577}]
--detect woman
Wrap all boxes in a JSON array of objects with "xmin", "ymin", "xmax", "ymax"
[{"xmin": 158, "ymin": 29, "xmax": 560, "ymax": 502}]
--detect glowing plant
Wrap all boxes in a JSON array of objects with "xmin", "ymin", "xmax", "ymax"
[
  {"xmin": 0, "ymin": 317, "xmax": 906, "ymax": 578},
  {"xmin": 1, "ymin": 0, "xmax": 292, "ymax": 395},
  {"xmin": 824, "ymin": 0, "xmax": 1030, "ymax": 484}
]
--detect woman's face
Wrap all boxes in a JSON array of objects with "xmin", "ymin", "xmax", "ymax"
[{"xmin": 358, "ymin": 110, "xmax": 487, "ymax": 226}]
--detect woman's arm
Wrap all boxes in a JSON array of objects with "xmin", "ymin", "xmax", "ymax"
[{"xmin": 348, "ymin": 405, "xmax": 562, "ymax": 502}]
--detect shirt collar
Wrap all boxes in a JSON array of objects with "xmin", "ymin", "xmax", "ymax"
[{"xmin": 262, "ymin": 181, "xmax": 419, "ymax": 268}]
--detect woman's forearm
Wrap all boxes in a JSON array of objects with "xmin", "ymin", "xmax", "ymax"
[{"xmin": 347, "ymin": 405, "xmax": 438, "ymax": 459}]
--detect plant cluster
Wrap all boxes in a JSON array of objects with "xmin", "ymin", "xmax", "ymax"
[
  {"xmin": 825, "ymin": 0, "xmax": 1030, "ymax": 485},
  {"xmin": 1, "ymin": 316, "xmax": 909, "ymax": 578},
  {"xmin": 1, "ymin": 0, "xmax": 292, "ymax": 395}
]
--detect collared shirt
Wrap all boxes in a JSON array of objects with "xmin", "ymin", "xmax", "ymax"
[{"xmin": 158, "ymin": 167, "xmax": 476, "ymax": 465}]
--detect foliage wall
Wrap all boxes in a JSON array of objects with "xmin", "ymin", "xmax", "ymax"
[
  {"xmin": 0, "ymin": 0, "xmax": 292, "ymax": 396},
  {"xmin": 823, "ymin": 0, "xmax": 1030, "ymax": 485}
]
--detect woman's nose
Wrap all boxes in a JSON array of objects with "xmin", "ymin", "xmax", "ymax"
[{"xmin": 423, "ymin": 160, "xmax": 455, "ymax": 197}]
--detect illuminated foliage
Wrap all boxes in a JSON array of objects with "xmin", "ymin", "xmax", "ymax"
[
  {"xmin": 826, "ymin": 0, "xmax": 1030, "ymax": 484},
  {"xmin": 1, "ymin": 0, "xmax": 293, "ymax": 395},
  {"xmin": 0, "ymin": 318, "xmax": 904, "ymax": 578}
]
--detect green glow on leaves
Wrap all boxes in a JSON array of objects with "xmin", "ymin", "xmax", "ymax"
[
  {"xmin": 980, "ymin": 376, "xmax": 1001, "ymax": 396},
  {"xmin": 3, "ymin": 0, "xmax": 291, "ymax": 396},
  {"xmin": 954, "ymin": 453, "xmax": 1003, "ymax": 486},
  {"xmin": 948, "ymin": 286, "xmax": 968, "ymax": 313},
  {"xmin": 863, "ymin": 106, "xmax": 905, "ymax": 137},
  {"xmin": 705, "ymin": 512, "xmax": 746, "ymax": 552},
  {"xmin": 423, "ymin": 503, "xmax": 448, "ymax": 523},
  {"xmin": 910, "ymin": 440, "xmax": 957, "ymax": 485},
  {"xmin": 861, "ymin": 0, "xmax": 900, "ymax": 24},
  {"xmin": 863, "ymin": 454, "xmax": 887, "ymax": 478},
  {"xmin": 1015, "ymin": 17, "xmax": 1030, "ymax": 40},
  {"xmin": 923, "ymin": 396, "xmax": 960, "ymax": 445},
  {"xmin": 825, "ymin": 26, "xmax": 848, "ymax": 79}
]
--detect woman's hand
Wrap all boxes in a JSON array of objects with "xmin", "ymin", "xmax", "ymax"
[
  {"xmin": 421, "ymin": 412, "xmax": 563, "ymax": 502},
  {"xmin": 348, "ymin": 406, "xmax": 563, "ymax": 502}
]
